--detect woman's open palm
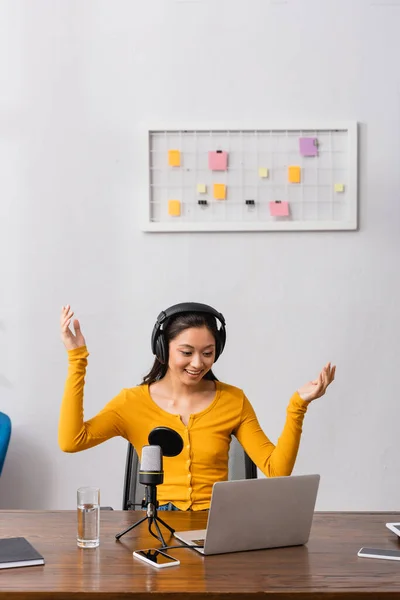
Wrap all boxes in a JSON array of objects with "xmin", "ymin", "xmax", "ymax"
[
  {"xmin": 60, "ymin": 305, "xmax": 86, "ymax": 351},
  {"xmin": 297, "ymin": 362, "xmax": 336, "ymax": 402}
]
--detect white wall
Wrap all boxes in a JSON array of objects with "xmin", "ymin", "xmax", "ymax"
[{"xmin": 0, "ymin": 0, "xmax": 399, "ymax": 511}]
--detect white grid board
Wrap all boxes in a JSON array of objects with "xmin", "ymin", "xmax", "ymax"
[{"xmin": 144, "ymin": 124, "xmax": 358, "ymax": 232}]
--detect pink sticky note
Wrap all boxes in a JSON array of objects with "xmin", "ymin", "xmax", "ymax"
[
  {"xmin": 208, "ymin": 151, "xmax": 228, "ymax": 171},
  {"xmin": 269, "ymin": 201, "xmax": 289, "ymax": 217},
  {"xmin": 299, "ymin": 137, "xmax": 318, "ymax": 157}
]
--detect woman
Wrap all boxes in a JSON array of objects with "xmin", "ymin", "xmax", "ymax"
[{"xmin": 59, "ymin": 302, "xmax": 335, "ymax": 511}]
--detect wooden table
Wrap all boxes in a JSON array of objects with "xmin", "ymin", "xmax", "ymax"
[{"xmin": 1, "ymin": 510, "xmax": 400, "ymax": 599}]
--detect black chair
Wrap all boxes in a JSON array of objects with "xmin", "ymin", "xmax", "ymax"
[{"xmin": 122, "ymin": 437, "xmax": 257, "ymax": 510}]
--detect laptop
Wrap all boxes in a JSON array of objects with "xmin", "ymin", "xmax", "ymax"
[{"xmin": 174, "ymin": 474, "xmax": 320, "ymax": 555}]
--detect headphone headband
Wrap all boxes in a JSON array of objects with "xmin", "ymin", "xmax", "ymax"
[
  {"xmin": 155, "ymin": 302, "xmax": 225, "ymax": 328},
  {"xmin": 151, "ymin": 302, "xmax": 226, "ymax": 364}
]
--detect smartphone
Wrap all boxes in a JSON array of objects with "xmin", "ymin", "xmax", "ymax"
[
  {"xmin": 386, "ymin": 523, "xmax": 400, "ymax": 537},
  {"xmin": 133, "ymin": 548, "xmax": 180, "ymax": 569},
  {"xmin": 358, "ymin": 547, "xmax": 400, "ymax": 561}
]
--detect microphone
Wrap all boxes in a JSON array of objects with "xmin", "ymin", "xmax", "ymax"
[
  {"xmin": 115, "ymin": 429, "xmax": 181, "ymax": 544},
  {"xmin": 138, "ymin": 429, "xmax": 183, "ymax": 516},
  {"xmin": 138, "ymin": 445, "xmax": 163, "ymax": 521},
  {"xmin": 139, "ymin": 445, "xmax": 163, "ymax": 487}
]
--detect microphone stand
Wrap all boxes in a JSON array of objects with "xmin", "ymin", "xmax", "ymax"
[{"xmin": 115, "ymin": 484, "xmax": 175, "ymax": 548}]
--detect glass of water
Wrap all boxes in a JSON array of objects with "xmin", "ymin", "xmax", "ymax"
[{"xmin": 77, "ymin": 487, "xmax": 100, "ymax": 548}]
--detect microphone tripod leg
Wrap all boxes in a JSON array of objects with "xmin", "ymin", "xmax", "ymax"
[
  {"xmin": 154, "ymin": 515, "xmax": 176, "ymax": 536},
  {"xmin": 115, "ymin": 514, "xmax": 148, "ymax": 540},
  {"xmin": 152, "ymin": 516, "xmax": 169, "ymax": 549}
]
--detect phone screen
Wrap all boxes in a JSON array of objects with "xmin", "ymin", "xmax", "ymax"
[
  {"xmin": 360, "ymin": 548, "xmax": 400, "ymax": 558},
  {"xmin": 136, "ymin": 549, "xmax": 177, "ymax": 565}
]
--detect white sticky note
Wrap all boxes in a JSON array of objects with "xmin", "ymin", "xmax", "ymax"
[{"xmin": 197, "ymin": 184, "xmax": 207, "ymax": 194}]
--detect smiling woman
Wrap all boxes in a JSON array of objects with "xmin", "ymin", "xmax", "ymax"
[
  {"xmin": 58, "ymin": 302, "xmax": 335, "ymax": 512},
  {"xmin": 144, "ymin": 306, "xmax": 223, "ymax": 424}
]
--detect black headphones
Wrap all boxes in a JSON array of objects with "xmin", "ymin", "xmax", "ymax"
[{"xmin": 151, "ymin": 302, "xmax": 226, "ymax": 365}]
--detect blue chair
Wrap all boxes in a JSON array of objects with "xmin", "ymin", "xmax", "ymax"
[{"xmin": 0, "ymin": 412, "xmax": 11, "ymax": 476}]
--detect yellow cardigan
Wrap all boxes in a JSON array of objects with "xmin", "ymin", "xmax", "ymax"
[{"xmin": 59, "ymin": 346, "xmax": 310, "ymax": 511}]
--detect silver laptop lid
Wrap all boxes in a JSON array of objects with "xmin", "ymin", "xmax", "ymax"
[{"xmin": 203, "ymin": 474, "xmax": 320, "ymax": 555}]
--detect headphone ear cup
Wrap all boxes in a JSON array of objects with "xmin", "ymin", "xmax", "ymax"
[
  {"xmin": 214, "ymin": 340, "xmax": 220, "ymax": 362},
  {"xmin": 213, "ymin": 334, "xmax": 221, "ymax": 362},
  {"xmin": 214, "ymin": 326, "xmax": 226, "ymax": 362},
  {"xmin": 155, "ymin": 333, "xmax": 167, "ymax": 364}
]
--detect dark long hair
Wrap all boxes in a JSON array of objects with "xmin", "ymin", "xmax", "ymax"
[{"xmin": 141, "ymin": 312, "xmax": 219, "ymax": 385}]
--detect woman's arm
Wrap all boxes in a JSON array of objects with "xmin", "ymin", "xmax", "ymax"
[
  {"xmin": 234, "ymin": 392, "xmax": 308, "ymax": 477},
  {"xmin": 58, "ymin": 306, "xmax": 126, "ymax": 452},
  {"xmin": 58, "ymin": 346, "xmax": 126, "ymax": 452},
  {"xmin": 235, "ymin": 363, "xmax": 336, "ymax": 476}
]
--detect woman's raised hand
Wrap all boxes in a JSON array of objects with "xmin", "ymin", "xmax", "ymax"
[
  {"xmin": 297, "ymin": 362, "xmax": 336, "ymax": 402},
  {"xmin": 60, "ymin": 305, "xmax": 86, "ymax": 351}
]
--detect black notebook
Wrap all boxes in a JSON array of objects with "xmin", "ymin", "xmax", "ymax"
[{"xmin": 0, "ymin": 537, "xmax": 45, "ymax": 569}]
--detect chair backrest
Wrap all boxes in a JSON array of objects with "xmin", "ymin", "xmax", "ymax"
[
  {"xmin": 0, "ymin": 412, "xmax": 11, "ymax": 476},
  {"xmin": 122, "ymin": 437, "xmax": 257, "ymax": 510}
]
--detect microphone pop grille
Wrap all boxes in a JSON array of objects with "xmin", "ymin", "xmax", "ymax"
[{"xmin": 140, "ymin": 445, "xmax": 163, "ymax": 472}]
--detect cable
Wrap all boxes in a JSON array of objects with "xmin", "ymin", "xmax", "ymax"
[
  {"xmin": 158, "ymin": 544, "xmax": 204, "ymax": 551},
  {"xmin": 126, "ymin": 502, "xmax": 146, "ymax": 509},
  {"xmin": 148, "ymin": 519, "xmax": 163, "ymax": 545}
]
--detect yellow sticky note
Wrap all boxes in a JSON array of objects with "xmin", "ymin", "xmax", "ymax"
[
  {"xmin": 288, "ymin": 166, "xmax": 301, "ymax": 183},
  {"xmin": 168, "ymin": 200, "xmax": 181, "ymax": 216},
  {"xmin": 258, "ymin": 167, "xmax": 269, "ymax": 178},
  {"xmin": 168, "ymin": 150, "xmax": 181, "ymax": 167},
  {"xmin": 214, "ymin": 184, "xmax": 226, "ymax": 200},
  {"xmin": 334, "ymin": 183, "xmax": 345, "ymax": 193},
  {"xmin": 197, "ymin": 184, "xmax": 207, "ymax": 194}
]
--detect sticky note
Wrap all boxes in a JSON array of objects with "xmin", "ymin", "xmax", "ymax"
[
  {"xmin": 258, "ymin": 167, "xmax": 269, "ymax": 178},
  {"xmin": 334, "ymin": 183, "xmax": 345, "ymax": 193},
  {"xmin": 299, "ymin": 137, "xmax": 318, "ymax": 157},
  {"xmin": 213, "ymin": 184, "xmax": 226, "ymax": 200},
  {"xmin": 168, "ymin": 200, "xmax": 181, "ymax": 216},
  {"xmin": 269, "ymin": 201, "xmax": 289, "ymax": 217},
  {"xmin": 168, "ymin": 150, "xmax": 181, "ymax": 167},
  {"xmin": 288, "ymin": 166, "xmax": 301, "ymax": 183},
  {"xmin": 208, "ymin": 151, "xmax": 228, "ymax": 171},
  {"xmin": 197, "ymin": 184, "xmax": 207, "ymax": 193}
]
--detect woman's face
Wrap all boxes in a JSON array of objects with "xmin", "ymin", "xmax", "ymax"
[{"xmin": 168, "ymin": 326, "xmax": 216, "ymax": 385}]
